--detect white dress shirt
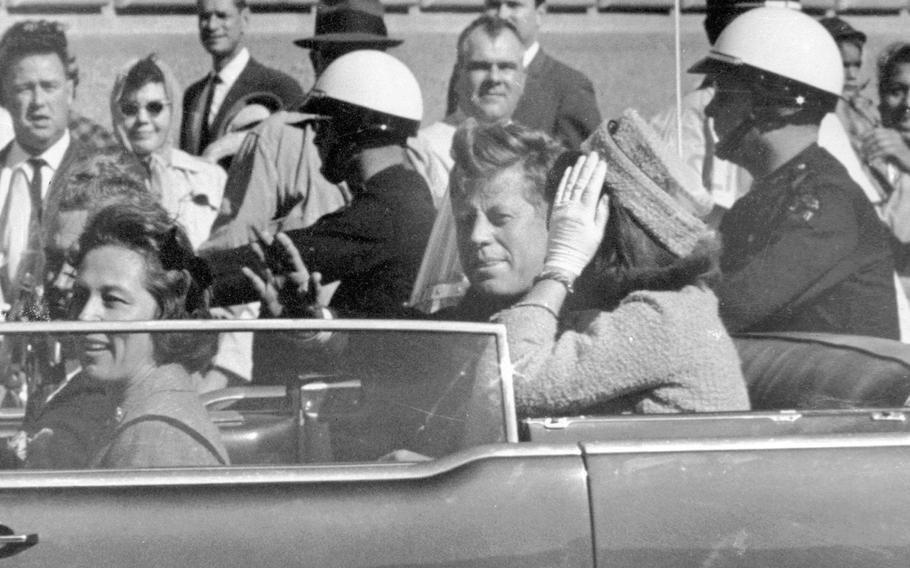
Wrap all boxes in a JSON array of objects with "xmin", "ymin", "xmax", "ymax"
[
  {"xmin": 208, "ymin": 47, "xmax": 250, "ymax": 126},
  {"xmin": 523, "ymin": 41, "xmax": 539, "ymax": 69},
  {"xmin": 0, "ymin": 130, "xmax": 70, "ymax": 305}
]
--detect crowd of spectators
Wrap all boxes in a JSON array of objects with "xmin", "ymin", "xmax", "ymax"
[{"xmin": 2, "ymin": 0, "xmax": 910, "ymax": 468}]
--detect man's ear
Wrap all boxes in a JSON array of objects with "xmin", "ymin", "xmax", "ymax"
[
  {"xmin": 240, "ymin": 6, "xmax": 252, "ymax": 31},
  {"xmin": 64, "ymin": 78, "xmax": 75, "ymax": 109},
  {"xmin": 535, "ymin": 1, "xmax": 546, "ymax": 25}
]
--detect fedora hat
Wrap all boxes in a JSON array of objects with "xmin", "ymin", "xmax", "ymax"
[{"xmin": 295, "ymin": 0, "xmax": 403, "ymax": 49}]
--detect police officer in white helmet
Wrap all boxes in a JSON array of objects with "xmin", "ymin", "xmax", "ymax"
[
  {"xmin": 208, "ymin": 51, "xmax": 436, "ymax": 326},
  {"xmin": 693, "ymin": 7, "xmax": 900, "ymax": 339}
]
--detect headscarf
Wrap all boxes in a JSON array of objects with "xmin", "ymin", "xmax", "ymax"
[{"xmin": 109, "ymin": 54, "xmax": 183, "ymax": 197}]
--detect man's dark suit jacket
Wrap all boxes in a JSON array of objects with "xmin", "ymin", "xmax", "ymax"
[
  {"xmin": 446, "ymin": 48, "xmax": 602, "ymax": 150},
  {"xmin": 180, "ymin": 57, "xmax": 304, "ymax": 156}
]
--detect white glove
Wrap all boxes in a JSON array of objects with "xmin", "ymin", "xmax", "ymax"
[{"xmin": 544, "ymin": 152, "xmax": 610, "ymax": 278}]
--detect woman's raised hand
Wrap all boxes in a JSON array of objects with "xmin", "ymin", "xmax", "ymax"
[
  {"xmin": 863, "ymin": 127, "xmax": 910, "ymax": 173},
  {"xmin": 544, "ymin": 152, "xmax": 610, "ymax": 278},
  {"xmin": 242, "ymin": 227, "xmax": 325, "ymax": 318}
]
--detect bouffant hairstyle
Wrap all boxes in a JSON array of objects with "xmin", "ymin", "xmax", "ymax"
[
  {"xmin": 74, "ymin": 202, "xmax": 217, "ymax": 373},
  {"xmin": 545, "ymin": 151, "xmax": 721, "ymax": 311},
  {"xmin": 450, "ymin": 118, "xmax": 565, "ymax": 211}
]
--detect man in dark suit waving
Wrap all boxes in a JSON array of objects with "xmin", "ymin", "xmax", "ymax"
[
  {"xmin": 445, "ymin": 0, "xmax": 601, "ymax": 149},
  {"xmin": 181, "ymin": 0, "xmax": 304, "ymax": 156}
]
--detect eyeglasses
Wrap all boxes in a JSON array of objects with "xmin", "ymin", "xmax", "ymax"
[{"xmin": 119, "ymin": 100, "xmax": 170, "ymax": 118}]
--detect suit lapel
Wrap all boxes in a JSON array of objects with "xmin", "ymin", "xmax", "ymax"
[
  {"xmin": 514, "ymin": 50, "xmax": 550, "ymax": 131},
  {"xmin": 184, "ymin": 77, "xmax": 212, "ymax": 155},
  {"xmin": 525, "ymin": 48, "xmax": 546, "ymax": 80},
  {"xmin": 209, "ymin": 58, "xmax": 259, "ymax": 137},
  {"xmin": 0, "ymin": 143, "xmax": 12, "ymax": 169},
  {"xmin": 44, "ymin": 137, "xmax": 86, "ymax": 218}
]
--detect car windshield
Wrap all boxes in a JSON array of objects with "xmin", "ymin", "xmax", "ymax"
[{"xmin": 0, "ymin": 319, "xmax": 515, "ymax": 470}]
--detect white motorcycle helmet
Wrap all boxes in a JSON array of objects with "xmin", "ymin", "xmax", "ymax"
[
  {"xmin": 302, "ymin": 50, "xmax": 422, "ymax": 138},
  {"xmin": 691, "ymin": 6, "xmax": 843, "ymax": 110},
  {"xmin": 301, "ymin": 50, "xmax": 423, "ymax": 182},
  {"xmin": 690, "ymin": 7, "xmax": 842, "ymax": 159}
]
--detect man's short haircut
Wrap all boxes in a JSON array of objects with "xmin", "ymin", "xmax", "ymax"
[
  {"xmin": 0, "ymin": 20, "xmax": 74, "ymax": 86},
  {"xmin": 455, "ymin": 15, "xmax": 522, "ymax": 68},
  {"xmin": 878, "ymin": 42, "xmax": 910, "ymax": 98},
  {"xmin": 450, "ymin": 118, "xmax": 563, "ymax": 211}
]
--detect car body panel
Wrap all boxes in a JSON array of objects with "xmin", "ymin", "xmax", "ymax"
[
  {"xmin": 586, "ymin": 439, "xmax": 910, "ymax": 568},
  {"xmin": 1, "ymin": 445, "xmax": 593, "ymax": 568},
  {"xmin": 528, "ymin": 413, "xmax": 910, "ymax": 567},
  {"xmin": 5, "ymin": 321, "xmax": 910, "ymax": 566}
]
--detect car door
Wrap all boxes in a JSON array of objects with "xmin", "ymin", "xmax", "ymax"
[
  {"xmin": 529, "ymin": 412, "xmax": 910, "ymax": 568},
  {"xmin": 0, "ymin": 320, "xmax": 594, "ymax": 568}
]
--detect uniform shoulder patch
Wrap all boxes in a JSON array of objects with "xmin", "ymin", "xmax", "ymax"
[{"xmin": 786, "ymin": 190, "xmax": 822, "ymax": 223}]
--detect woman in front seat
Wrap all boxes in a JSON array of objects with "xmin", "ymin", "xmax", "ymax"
[{"xmin": 70, "ymin": 202, "xmax": 229, "ymax": 468}]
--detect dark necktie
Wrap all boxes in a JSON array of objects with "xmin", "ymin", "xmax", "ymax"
[
  {"xmin": 27, "ymin": 157, "xmax": 45, "ymax": 222},
  {"xmin": 200, "ymin": 74, "xmax": 222, "ymax": 151}
]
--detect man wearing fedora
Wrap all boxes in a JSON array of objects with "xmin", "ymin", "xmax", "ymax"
[
  {"xmin": 199, "ymin": 0, "xmax": 404, "ymax": 254},
  {"xmin": 181, "ymin": 0, "xmax": 304, "ymax": 157},
  {"xmin": 194, "ymin": 0, "xmax": 410, "ymax": 391}
]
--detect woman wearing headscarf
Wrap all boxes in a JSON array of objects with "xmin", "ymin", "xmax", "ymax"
[{"xmin": 110, "ymin": 54, "xmax": 226, "ymax": 250}]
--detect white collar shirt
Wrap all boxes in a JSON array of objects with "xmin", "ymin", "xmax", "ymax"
[
  {"xmin": 523, "ymin": 42, "xmax": 540, "ymax": 69},
  {"xmin": 208, "ymin": 47, "xmax": 250, "ymax": 125},
  {"xmin": 0, "ymin": 129, "xmax": 71, "ymax": 207}
]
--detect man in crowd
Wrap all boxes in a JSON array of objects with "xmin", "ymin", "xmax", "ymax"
[
  {"xmin": 652, "ymin": 0, "xmax": 880, "ymax": 222},
  {"xmin": 200, "ymin": 0, "xmax": 403, "ymax": 252},
  {"xmin": 409, "ymin": 15, "xmax": 527, "ymax": 312},
  {"xmin": 196, "ymin": 0, "xmax": 409, "ymax": 390},
  {"xmin": 181, "ymin": 0, "xmax": 303, "ymax": 157},
  {"xmin": 0, "ymin": 21, "xmax": 93, "ymax": 311},
  {"xmin": 692, "ymin": 7, "xmax": 899, "ymax": 339},
  {"xmin": 4, "ymin": 151, "xmax": 151, "ymax": 469},
  {"xmin": 207, "ymin": 52, "xmax": 435, "ymax": 383},
  {"xmin": 444, "ymin": 0, "xmax": 600, "ymax": 150},
  {"xmin": 208, "ymin": 51, "xmax": 434, "ymax": 318},
  {"xmin": 209, "ymin": 50, "xmax": 435, "ymax": 317}
]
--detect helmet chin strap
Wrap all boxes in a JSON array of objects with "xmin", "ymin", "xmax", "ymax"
[
  {"xmin": 715, "ymin": 102, "xmax": 796, "ymax": 162},
  {"xmin": 321, "ymin": 142, "xmax": 359, "ymax": 185},
  {"xmin": 714, "ymin": 114, "xmax": 757, "ymax": 162},
  {"xmin": 320, "ymin": 124, "xmax": 397, "ymax": 185}
]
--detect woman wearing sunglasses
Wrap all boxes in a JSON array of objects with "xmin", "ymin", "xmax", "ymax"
[{"xmin": 110, "ymin": 55, "xmax": 226, "ymax": 250}]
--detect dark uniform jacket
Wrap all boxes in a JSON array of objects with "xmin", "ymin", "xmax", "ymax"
[
  {"xmin": 180, "ymin": 57, "xmax": 304, "ymax": 156},
  {"xmin": 717, "ymin": 144, "xmax": 899, "ymax": 339},
  {"xmin": 207, "ymin": 164, "xmax": 436, "ymax": 319},
  {"xmin": 445, "ymin": 48, "xmax": 601, "ymax": 150}
]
